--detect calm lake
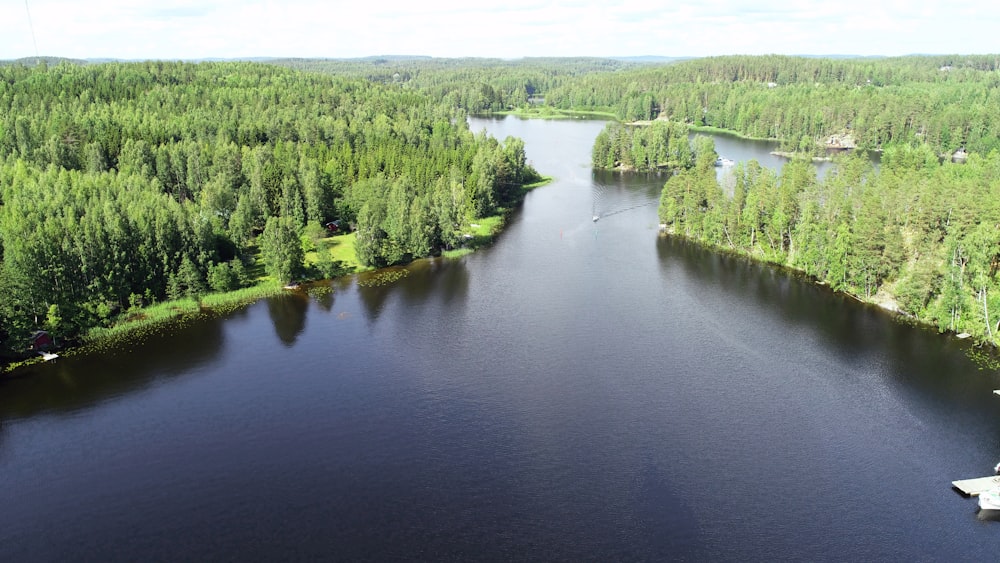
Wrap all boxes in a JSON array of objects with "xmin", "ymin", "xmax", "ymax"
[{"xmin": 2, "ymin": 115, "xmax": 998, "ymax": 561}]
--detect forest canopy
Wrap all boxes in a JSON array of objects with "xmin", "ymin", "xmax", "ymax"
[
  {"xmin": 0, "ymin": 61, "xmax": 537, "ymax": 354},
  {"xmin": 290, "ymin": 54, "xmax": 1000, "ymax": 345},
  {"xmin": 5, "ymin": 53, "xmax": 1000, "ymax": 358},
  {"xmin": 295, "ymin": 54, "xmax": 1000, "ymax": 157},
  {"xmin": 657, "ymin": 144, "xmax": 1000, "ymax": 346}
]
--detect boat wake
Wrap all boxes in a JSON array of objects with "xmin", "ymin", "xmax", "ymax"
[{"xmin": 592, "ymin": 201, "xmax": 656, "ymax": 221}]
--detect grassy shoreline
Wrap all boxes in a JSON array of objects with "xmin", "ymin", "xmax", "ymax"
[
  {"xmin": 1, "ymin": 281, "xmax": 289, "ymax": 374},
  {"xmin": 442, "ymin": 175, "xmax": 554, "ymax": 258},
  {"xmin": 2, "ymin": 177, "xmax": 556, "ymax": 375}
]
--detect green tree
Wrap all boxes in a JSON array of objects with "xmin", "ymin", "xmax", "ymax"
[{"xmin": 260, "ymin": 216, "xmax": 304, "ymax": 284}]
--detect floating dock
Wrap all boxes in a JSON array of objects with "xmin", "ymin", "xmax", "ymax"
[
  {"xmin": 952, "ymin": 391, "xmax": 1000, "ymax": 497},
  {"xmin": 953, "ymin": 475, "xmax": 1000, "ymax": 496}
]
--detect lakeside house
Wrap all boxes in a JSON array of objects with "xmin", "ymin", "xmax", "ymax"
[{"xmin": 29, "ymin": 330, "xmax": 53, "ymax": 351}]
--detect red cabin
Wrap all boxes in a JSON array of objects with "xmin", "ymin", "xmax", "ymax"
[{"xmin": 29, "ymin": 330, "xmax": 54, "ymax": 351}]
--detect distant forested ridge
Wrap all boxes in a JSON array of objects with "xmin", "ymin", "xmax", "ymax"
[
  {"xmin": 0, "ymin": 61, "xmax": 537, "ymax": 354},
  {"xmin": 276, "ymin": 55, "xmax": 1000, "ymax": 158},
  {"xmin": 270, "ymin": 57, "xmax": 637, "ymax": 114},
  {"xmin": 544, "ymin": 54, "xmax": 1000, "ymax": 156}
]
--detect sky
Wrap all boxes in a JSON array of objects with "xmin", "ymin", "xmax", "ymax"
[{"xmin": 2, "ymin": 0, "xmax": 997, "ymax": 60}]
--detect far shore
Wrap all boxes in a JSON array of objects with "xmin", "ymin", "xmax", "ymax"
[
  {"xmin": 489, "ymin": 107, "xmax": 618, "ymax": 120},
  {"xmin": 770, "ymin": 150, "xmax": 832, "ymax": 161}
]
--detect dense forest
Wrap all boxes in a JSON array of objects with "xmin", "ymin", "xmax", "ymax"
[
  {"xmin": 4, "ymin": 53, "xmax": 1000, "ymax": 360},
  {"xmin": 271, "ymin": 57, "xmax": 634, "ymax": 114},
  {"xmin": 590, "ymin": 120, "xmax": 695, "ymax": 171},
  {"xmin": 544, "ymin": 55, "xmax": 1000, "ymax": 156},
  {"xmin": 658, "ymin": 144, "xmax": 1000, "ymax": 345},
  {"xmin": 0, "ymin": 61, "xmax": 537, "ymax": 356},
  {"xmin": 302, "ymin": 54, "xmax": 1000, "ymax": 345},
  {"xmin": 280, "ymin": 54, "xmax": 1000, "ymax": 157}
]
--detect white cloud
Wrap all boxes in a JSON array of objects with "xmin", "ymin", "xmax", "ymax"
[{"xmin": 1, "ymin": 0, "xmax": 998, "ymax": 60}]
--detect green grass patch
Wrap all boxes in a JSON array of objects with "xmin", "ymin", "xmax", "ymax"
[
  {"xmin": 303, "ymin": 231, "xmax": 367, "ymax": 281},
  {"xmin": 442, "ymin": 216, "xmax": 506, "ymax": 258},
  {"xmin": 523, "ymin": 176, "xmax": 554, "ymax": 190},
  {"xmin": 122, "ymin": 298, "xmax": 201, "ymax": 324},
  {"xmin": 469, "ymin": 216, "xmax": 503, "ymax": 236},
  {"xmin": 325, "ymin": 231, "xmax": 365, "ymax": 272},
  {"xmin": 198, "ymin": 283, "xmax": 284, "ymax": 311},
  {"xmin": 85, "ymin": 298, "xmax": 200, "ymax": 343},
  {"xmin": 440, "ymin": 176, "xmax": 555, "ymax": 260},
  {"xmin": 441, "ymin": 247, "xmax": 475, "ymax": 259}
]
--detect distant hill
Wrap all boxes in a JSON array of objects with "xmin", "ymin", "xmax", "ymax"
[
  {"xmin": 609, "ymin": 56, "xmax": 694, "ymax": 63},
  {"xmin": 0, "ymin": 54, "xmax": 917, "ymax": 68},
  {"xmin": 0, "ymin": 56, "xmax": 87, "ymax": 67},
  {"xmin": 84, "ymin": 57, "xmax": 282, "ymax": 63},
  {"xmin": 792, "ymin": 54, "xmax": 887, "ymax": 59}
]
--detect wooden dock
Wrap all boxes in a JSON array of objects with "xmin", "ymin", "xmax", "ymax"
[
  {"xmin": 952, "ymin": 391, "xmax": 1000, "ymax": 496},
  {"xmin": 952, "ymin": 475, "xmax": 1000, "ymax": 496}
]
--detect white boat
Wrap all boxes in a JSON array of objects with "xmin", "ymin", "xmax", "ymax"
[
  {"xmin": 979, "ymin": 486, "xmax": 1000, "ymax": 511},
  {"xmin": 593, "ymin": 215, "xmax": 599, "ymax": 222},
  {"xmin": 714, "ymin": 157, "xmax": 735, "ymax": 167}
]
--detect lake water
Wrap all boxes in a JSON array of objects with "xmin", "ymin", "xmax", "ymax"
[{"xmin": 1, "ymin": 116, "xmax": 998, "ymax": 561}]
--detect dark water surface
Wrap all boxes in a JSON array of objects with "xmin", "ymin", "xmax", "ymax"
[{"xmin": 2, "ymin": 116, "xmax": 998, "ymax": 561}]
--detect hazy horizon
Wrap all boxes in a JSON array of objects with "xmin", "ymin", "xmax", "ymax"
[{"xmin": 3, "ymin": 1, "xmax": 996, "ymax": 61}]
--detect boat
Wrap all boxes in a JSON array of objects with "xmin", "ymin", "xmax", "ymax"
[
  {"xmin": 714, "ymin": 157, "xmax": 735, "ymax": 167},
  {"xmin": 980, "ymin": 486, "xmax": 1000, "ymax": 511},
  {"xmin": 593, "ymin": 215, "xmax": 600, "ymax": 222}
]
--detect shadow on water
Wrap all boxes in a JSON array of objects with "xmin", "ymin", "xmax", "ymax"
[
  {"xmin": 266, "ymin": 292, "xmax": 309, "ymax": 346},
  {"xmin": 655, "ymin": 235, "xmax": 1000, "ymax": 410},
  {"xmin": 356, "ymin": 270, "xmax": 402, "ymax": 325},
  {"xmin": 0, "ymin": 258, "xmax": 469, "ymax": 423},
  {"xmin": 0, "ymin": 311, "xmax": 225, "ymax": 421},
  {"xmin": 399, "ymin": 257, "xmax": 470, "ymax": 308},
  {"xmin": 310, "ymin": 285, "xmax": 335, "ymax": 312},
  {"xmin": 356, "ymin": 259, "xmax": 470, "ymax": 325}
]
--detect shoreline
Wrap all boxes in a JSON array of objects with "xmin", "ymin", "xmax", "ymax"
[
  {"xmin": 2, "ymin": 176, "xmax": 555, "ymax": 376},
  {"xmin": 657, "ymin": 227, "xmax": 998, "ymax": 355},
  {"xmin": 442, "ymin": 175, "xmax": 553, "ymax": 258},
  {"xmin": 489, "ymin": 108, "xmax": 618, "ymax": 120},
  {"xmin": 770, "ymin": 150, "xmax": 832, "ymax": 161}
]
